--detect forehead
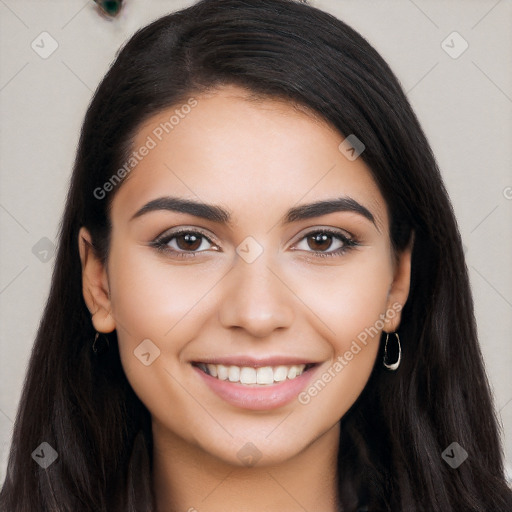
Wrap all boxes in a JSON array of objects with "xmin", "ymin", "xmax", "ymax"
[{"xmin": 111, "ymin": 86, "xmax": 387, "ymax": 232}]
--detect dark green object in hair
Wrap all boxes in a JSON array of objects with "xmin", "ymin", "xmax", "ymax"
[{"xmin": 94, "ymin": 0, "xmax": 123, "ymax": 17}]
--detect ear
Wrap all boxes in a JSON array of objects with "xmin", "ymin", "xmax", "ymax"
[
  {"xmin": 384, "ymin": 232, "xmax": 414, "ymax": 333},
  {"xmin": 78, "ymin": 227, "xmax": 116, "ymax": 333}
]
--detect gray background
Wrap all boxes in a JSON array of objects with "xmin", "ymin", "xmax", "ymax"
[{"xmin": 1, "ymin": 0, "xmax": 511, "ymax": 485}]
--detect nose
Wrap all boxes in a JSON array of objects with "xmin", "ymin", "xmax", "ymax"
[{"xmin": 218, "ymin": 253, "xmax": 295, "ymax": 338}]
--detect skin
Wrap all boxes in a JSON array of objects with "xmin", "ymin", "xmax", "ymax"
[{"xmin": 79, "ymin": 85, "xmax": 412, "ymax": 512}]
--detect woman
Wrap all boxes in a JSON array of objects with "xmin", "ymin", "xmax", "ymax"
[{"xmin": 1, "ymin": 0, "xmax": 510, "ymax": 510}]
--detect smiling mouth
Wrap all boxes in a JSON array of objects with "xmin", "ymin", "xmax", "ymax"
[{"xmin": 192, "ymin": 362, "xmax": 317, "ymax": 385}]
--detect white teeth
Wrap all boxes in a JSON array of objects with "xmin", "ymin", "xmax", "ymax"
[
  {"xmin": 198, "ymin": 363, "xmax": 308, "ymax": 385},
  {"xmin": 228, "ymin": 366, "xmax": 240, "ymax": 382},
  {"xmin": 256, "ymin": 366, "xmax": 274, "ymax": 385},
  {"xmin": 273, "ymin": 366, "xmax": 288, "ymax": 382},
  {"xmin": 217, "ymin": 364, "xmax": 229, "ymax": 380},
  {"xmin": 287, "ymin": 366, "xmax": 298, "ymax": 379},
  {"xmin": 240, "ymin": 367, "xmax": 257, "ymax": 384}
]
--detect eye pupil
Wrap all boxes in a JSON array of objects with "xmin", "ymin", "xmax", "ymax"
[
  {"xmin": 176, "ymin": 233, "xmax": 202, "ymax": 251},
  {"xmin": 307, "ymin": 233, "xmax": 332, "ymax": 251}
]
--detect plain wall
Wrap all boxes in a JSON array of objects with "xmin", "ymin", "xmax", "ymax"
[{"xmin": 1, "ymin": 0, "xmax": 511, "ymax": 485}]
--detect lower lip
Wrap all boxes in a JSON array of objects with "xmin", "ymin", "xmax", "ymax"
[{"xmin": 192, "ymin": 364, "xmax": 318, "ymax": 411}]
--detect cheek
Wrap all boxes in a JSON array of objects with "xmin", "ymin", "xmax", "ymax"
[
  {"xmin": 107, "ymin": 245, "xmax": 222, "ymax": 344},
  {"xmin": 105, "ymin": 246, "xmax": 224, "ymax": 399},
  {"xmin": 285, "ymin": 250, "xmax": 392, "ymax": 419},
  {"xmin": 105, "ymin": 246, "xmax": 216, "ymax": 430},
  {"xmin": 286, "ymin": 248, "xmax": 393, "ymax": 349}
]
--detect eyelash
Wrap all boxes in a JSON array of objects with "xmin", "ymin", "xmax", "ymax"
[{"xmin": 150, "ymin": 227, "xmax": 359, "ymax": 260}]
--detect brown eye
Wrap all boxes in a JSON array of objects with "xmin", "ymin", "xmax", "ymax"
[
  {"xmin": 293, "ymin": 229, "xmax": 358, "ymax": 258},
  {"xmin": 151, "ymin": 229, "xmax": 217, "ymax": 258},
  {"xmin": 175, "ymin": 233, "xmax": 203, "ymax": 251},
  {"xmin": 306, "ymin": 233, "xmax": 336, "ymax": 252}
]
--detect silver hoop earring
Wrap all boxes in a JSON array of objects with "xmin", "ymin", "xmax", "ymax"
[{"xmin": 383, "ymin": 332, "xmax": 401, "ymax": 371}]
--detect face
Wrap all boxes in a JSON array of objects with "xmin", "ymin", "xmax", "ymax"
[{"xmin": 79, "ymin": 85, "xmax": 411, "ymax": 468}]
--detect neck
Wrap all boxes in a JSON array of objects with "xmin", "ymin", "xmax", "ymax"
[{"xmin": 152, "ymin": 421, "xmax": 341, "ymax": 512}]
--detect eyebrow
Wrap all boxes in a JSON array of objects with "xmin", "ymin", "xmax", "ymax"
[{"xmin": 130, "ymin": 195, "xmax": 378, "ymax": 230}]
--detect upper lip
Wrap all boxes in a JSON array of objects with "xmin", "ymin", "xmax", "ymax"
[{"xmin": 191, "ymin": 355, "xmax": 320, "ymax": 368}]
